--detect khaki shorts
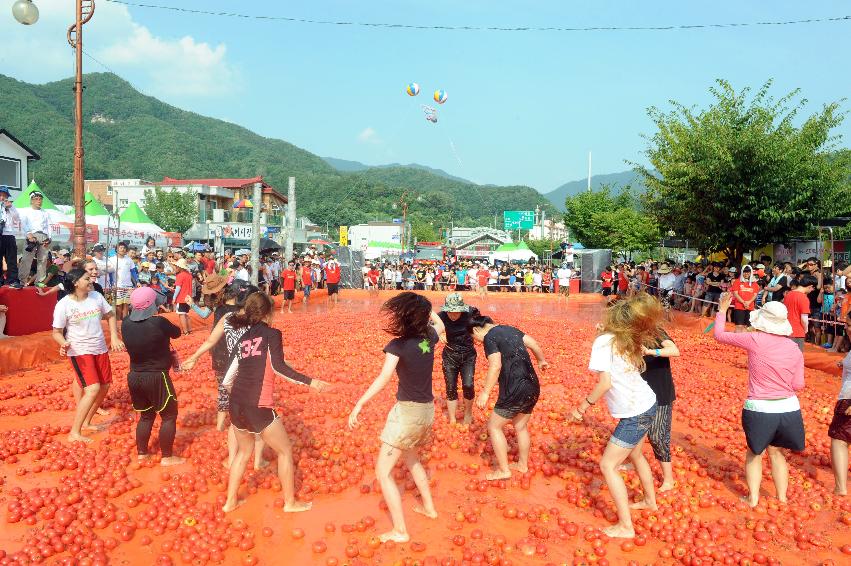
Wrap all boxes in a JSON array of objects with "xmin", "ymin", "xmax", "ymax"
[{"xmin": 380, "ymin": 401, "xmax": 434, "ymax": 450}]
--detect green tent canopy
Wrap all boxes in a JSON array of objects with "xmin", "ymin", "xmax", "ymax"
[
  {"xmin": 84, "ymin": 192, "xmax": 110, "ymax": 216},
  {"xmin": 12, "ymin": 180, "xmax": 60, "ymax": 210},
  {"xmin": 368, "ymin": 241, "xmax": 402, "ymax": 249},
  {"xmin": 494, "ymin": 242, "xmax": 518, "ymax": 252},
  {"xmin": 119, "ymin": 202, "xmax": 155, "ymax": 224},
  {"xmin": 515, "ymin": 241, "xmax": 530, "ymax": 250}
]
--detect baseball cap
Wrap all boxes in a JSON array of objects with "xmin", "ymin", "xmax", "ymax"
[
  {"xmin": 128, "ymin": 287, "xmax": 166, "ymax": 322},
  {"xmin": 0, "ymin": 185, "xmax": 10, "ymax": 195},
  {"xmin": 30, "ymin": 191, "xmax": 44, "ymax": 199}
]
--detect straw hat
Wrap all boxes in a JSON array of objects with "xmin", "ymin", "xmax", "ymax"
[
  {"xmin": 171, "ymin": 258, "xmax": 190, "ymax": 271},
  {"xmin": 201, "ymin": 273, "xmax": 228, "ymax": 295},
  {"xmin": 441, "ymin": 293, "xmax": 470, "ymax": 313},
  {"xmin": 657, "ymin": 263, "xmax": 672, "ymax": 274},
  {"xmin": 749, "ymin": 302, "xmax": 793, "ymax": 336}
]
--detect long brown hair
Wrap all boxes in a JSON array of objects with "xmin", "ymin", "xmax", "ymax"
[
  {"xmin": 228, "ymin": 292, "xmax": 273, "ymax": 329},
  {"xmin": 601, "ymin": 292, "xmax": 663, "ymax": 372},
  {"xmin": 381, "ymin": 292, "xmax": 432, "ymax": 338}
]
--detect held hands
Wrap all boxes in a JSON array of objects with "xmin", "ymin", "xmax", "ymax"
[
  {"xmin": 0, "ymin": 305, "xmax": 7, "ymax": 313},
  {"xmin": 310, "ymin": 379, "xmax": 330, "ymax": 392},
  {"xmin": 641, "ymin": 346, "xmax": 654, "ymax": 356},
  {"xmin": 538, "ymin": 360, "xmax": 549, "ymax": 372},
  {"xmin": 110, "ymin": 337, "xmax": 125, "ymax": 353},
  {"xmin": 571, "ymin": 408, "xmax": 584, "ymax": 422},
  {"xmin": 185, "ymin": 296, "xmax": 194, "ymax": 306},
  {"xmin": 180, "ymin": 357, "xmax": 197, "ymax": 371},
  {"xmin": 58, "ymin": 343, "xmax": 69, "ymax": 357}
]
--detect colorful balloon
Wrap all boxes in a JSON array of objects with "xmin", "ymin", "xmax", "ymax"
[
  {"xmin": 406, "ymin": 83, "xmax": 420, "ymax": 96},
  {"xmin": 433, "ymin": 89, "xmax": 448, "ymax": 104}
]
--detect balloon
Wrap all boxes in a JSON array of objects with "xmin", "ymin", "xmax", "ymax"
[
  {"xmin": 433, "ymin": 89, "xmax": 448, "ymax": 104},
  {"xmin": 406, "ymin": 83, "xmax": 420, "ymax": 96},
  {"xmin": 422, "ymin": 105, "xmax": 438, "ymax": 124}
]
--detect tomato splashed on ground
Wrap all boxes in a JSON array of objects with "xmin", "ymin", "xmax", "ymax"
[{"xmin": 1, "ymin": 291, "xmax": 850, "ymax": 565}]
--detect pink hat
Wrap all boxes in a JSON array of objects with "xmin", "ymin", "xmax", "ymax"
[{"xmin": 129, "ymin": 287, "xmax": 164, "ymax": 321}]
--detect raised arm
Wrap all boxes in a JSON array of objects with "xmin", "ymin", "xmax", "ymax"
[
  {"xmin": 348, "ymin": 353, "xmax": 400, "ymax": 428},
  {"xmin": 713, "ymin": 293, "xmax": 756, "ymax": 350}
]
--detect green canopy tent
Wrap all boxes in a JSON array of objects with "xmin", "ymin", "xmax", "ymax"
[
  {"xmin": 12, "ymin": 180, "xmax": 61, "ymax": 211},
  {"xmin": 84, "ymin": 192, "xmax": 110, "ymax": 217},
  {"xmin": 117, "ymin": 202, "xmax": 164, "ymax": 234}
]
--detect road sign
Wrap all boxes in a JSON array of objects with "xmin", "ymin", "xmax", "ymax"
[
  {"xmin": 503, "ymin": 210, "xmax": 535, "ymax": 230},
  {"xmin": 339, "ymin": 225, "xmax": 349, "ymax": 247}
]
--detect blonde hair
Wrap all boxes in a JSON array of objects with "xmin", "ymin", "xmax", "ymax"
[{"xmin": 601, "ymin": 292, "xmax": 664, "ymax": 372}]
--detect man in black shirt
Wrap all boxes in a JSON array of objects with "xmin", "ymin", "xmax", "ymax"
[
  {"xmin": 702, "ymin": 264, "xmax": 726, "ymax": 317},
  {"xmin": 122, "ymin": 287, "xmax": 184, "ymax": 466}
]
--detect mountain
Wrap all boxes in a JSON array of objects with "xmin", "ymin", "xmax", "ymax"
[
  {"xmin": 544, "ymin": 170, "xmax": 647, "ymax": 210},
  {"xmin": 323, "ymin": 156, "xmax": 472, "ymax": 184},
  {"xmin": 0, "ymin": 72, "xmax": 554, "ymax": 234}
]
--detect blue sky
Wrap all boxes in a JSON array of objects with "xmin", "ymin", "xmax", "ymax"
[{"xmin": 2, "ymin": 0, "xmax": 850, "ymax": 192}]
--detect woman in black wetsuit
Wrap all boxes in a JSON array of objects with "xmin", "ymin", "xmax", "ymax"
[
  {"xmin": 431, "ymin": 293, "xmax": 476, "ymax": 425},
  {"xmin": 469, "ymin": 314, "xmax": 549, "ymax": 481}
]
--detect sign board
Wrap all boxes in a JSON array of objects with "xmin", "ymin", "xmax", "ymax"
[
  {"xmin": 265, "ymin": 226, "xmax": 281, "ymax": 234},
  {"xmin": 339, "ymin": 225, "xmax": 348, "ymax": 247},
  {"xmin": 503, "ymin": 210, "xmax": 535, "ymax": 230}
]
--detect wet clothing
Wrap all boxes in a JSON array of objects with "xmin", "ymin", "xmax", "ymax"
[
  {"xmin": 121, "ymin": 316, "xmax": 181, "ymax": 373},
  {"xmin": 223, "ymin": 322, "xmax": 312, "ymax": 409},
  {"xmin": 212, "ymin": 305, "xmax": 241, "ymax": 373},
  {"xmin": 437, "ymin": 311, "xmax": 476, "ymax": 401},
  {"xmin": 641, "ymin": 331, "xmax": 676, "ymax": 405},
  {"xmin": 384, "ymin": 327, "xmax": 439, "ymax": 403},
  {"xmin": 484, "ymin": 325, "xmax": 540, "ymax": 417}
]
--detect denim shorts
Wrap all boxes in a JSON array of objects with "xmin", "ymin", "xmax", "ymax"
[{"xmin": 610, "ymin": 404, "xmax": 657, "ymax": 449}]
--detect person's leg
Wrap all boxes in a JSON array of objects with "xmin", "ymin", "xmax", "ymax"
[
  {"xmin": 253, "ymin": 437, "xmax": 268, "ymax": 469},
  {"xmin": 744, "ymin": 449, "xmax": 763, "ymax": 507},
  {"xmin": 35, "ymin": 245, "xmax": 48, "ymax": 284},
  {"xmin": 403, "ymin": 449, "xmax": 438, "ymax": 519},
  {"xmin": 17, "ymin": 246, "xmax": 34, "ymax": 286},
  {"xmin": 136, "ymin": 408, "xmax": 156, "ymax": 457},
  {"xmin": 485, "ymin": 412, "xmax": 512, "ymax": 480},
  {"xmin": 225, "ymin": 424, "xmax": 238, "ymax": 468},
  {"xmin": 648, "ymin": 404, "xmax": 675, "ymax": 491},
  {"xmin": 443, "ymin": 358, "xmax": 459, "ymax": 424},
  {"xmin": 830, "ymin": 439, "xmax": 848, "ymax": 495},
  {"xmin": 375, "ymin": 443, "xmax": 407, "ymax": 542},
  {"xmin": 511, "ymin": 413, "xmax": 532, "ymax": 473},
  {"xmin": 599, "ymin": 441, "xmax": 637, "ymax": 538},
  {"xmin": 82, "ymin": 383, "xmax": 109, "ymax": 430},
  {"xmin": 0, "ymin": 312, "xmax": 7, "ymax": 338},
  {"xmin": 460, "ymin": 357, "xmax": 475, "ymax": 425},
  {"xmin": 179, "ymin": 313, "xmax": 190, "ymax": 334},
  {"xmin": 628, "ymin": 437, "xmax": 658, "ymax": 510},
  {"xmin": 260, "ymin": 419, "xmax": 309, "ymax": 512},
  {"xmin": 223, "ymin": 427, "xmax": 255, "ymax": 512},
  {"xmin": 2, "ymin": 236, "xmax": 19, "ymax": 285},
  {"xmin": 69, "ymin": 383, "xmax": 100, "ymax": 442},
  {"xmin": 765, "ymin": 445, "xmax": 789, "ymax": 503},
  {"xmin": 158, "ymin": 398, "xmax": 184, "ymax": 466}
]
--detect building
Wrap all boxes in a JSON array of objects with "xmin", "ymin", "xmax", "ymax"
[
  {"xmin": 447, "ymin": 227, "xmax": 512, "ymax": 247},
  {"xmin": 0, "ymin": 129, "xmax": 40, "ymax": 199},
  {"xmin": 528, "ymin": 218, "xmax": 568, "ymax": 241},
  {"xmin": 451, "ymin": 228, "xmax": 512, "ymax": 260}
]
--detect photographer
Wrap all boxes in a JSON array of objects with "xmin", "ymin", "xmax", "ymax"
[
  {"xmin": 18, "ymin": 191, "xmax": 51, "ymax": 287},
  {"xmin": 0, "ymin": 186, "xmax": 22, "ymax": 288}
]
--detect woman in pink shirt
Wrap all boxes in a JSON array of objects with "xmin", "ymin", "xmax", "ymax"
[{"xmin": 714, "ymin": 293, "xmax": 805, "ymax": 507}]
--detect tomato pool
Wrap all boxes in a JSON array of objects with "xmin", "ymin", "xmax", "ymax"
[{"xmin": 1, "ymin": 291, "xmax": 850, "ymax": 565}]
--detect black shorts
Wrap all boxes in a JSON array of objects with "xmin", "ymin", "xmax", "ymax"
[
  {"xmin": 176, "ymin": 303, "xmax": 190, "ymax": 314},
  {"xmin": 741, "ymin": 409, "xmax": 805, "ymax": 455},
  {"xmin": 732, "ymin": 309, "xmax": 751, "ymax": 326},
  {"xmin": 494, "ymin": 382, "xmax": 540, "ymax": 420},
  {"xmin": 230, "ymin": 401, "xmax": 277, "ymax": 434},
  {"xmin": 283, "ymin": 290, "xmax": 295, "ymax": 300},
  {"xmin": 327, "ymin": 283, "xmax": 339, "ymax": 295},
  {"xmin": 602, "ymin": 287, "xmax": 612, "ymax": 296},
  {"xmin": 128, "ymin": 371, "xmax": 177, "ymax": 413},
  {"xmin": 828, "ymin": 399, "xmax": 851, "ymax": 443}
]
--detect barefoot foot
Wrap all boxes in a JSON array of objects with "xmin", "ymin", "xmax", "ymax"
[
  {"xmin": 283, "ymin": 501, "xmax": 313, "ymax": 513},
  {"xmin": 96, "ymin": 408, "xmax": 111, "ymax": 416},
  {"xmin": 254, "ymin": 459, "xmax": 270, "ymax": 470},
  {"xmin": 834, "ymin": 487, "xmax": 847, "ymax": 496},
  {"xmin": 658, "ymin": 481, "xmax": 676, "ymax": 493},
  {"xmin": 412, "ymin": 505, "xmax": 438, "ymax": 519},
  {"xmin": 221, "ymin": 458, "xmax": 231, "ymax": 469},
  {"xmin": 603, "ymin": 524, "xmax": 635, "ymax": 538},
  {"xmin": 379, "ymin": 530, "xmax": 410, "ymax": 543},
  {"xmin": 629, "ymin": 500, "xmax": 658, "ymax": 511},
  {"xmin": 463, "ymin": 415, "xmax": 473, "ymax": 425},
  {"xmin": 161, "ymin": 456, "xmax": 186, "ymax": 467},
  {"xmin": 485, "ymin": 470, "xmax": 512, "ymax": 481},
  {"xmin": 222, "ymin": 500, "xmax": 246, "ymax": 513},
  {"xmin": 740, "ymin": 495, "xmax": 758, "ymax": 508},
  {"xmin": 509, "ymin": 463, "xmax": 528, "ymax": 474},
  {"xmin": 67, "ymin": 433, "xmax": 92, "ymax": 443}
]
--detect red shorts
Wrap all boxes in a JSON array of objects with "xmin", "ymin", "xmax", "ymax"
[{"xmin": 70, "ymin": 353, "xmax": 113, "ymax": 387}]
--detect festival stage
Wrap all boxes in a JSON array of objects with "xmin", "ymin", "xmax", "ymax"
[{"xmin": 1, "ymin": 290, "xmax": 848, "ymax": 565}]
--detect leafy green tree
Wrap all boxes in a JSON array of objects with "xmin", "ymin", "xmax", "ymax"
[
  {"xmin": 563, "ymin": 184, "xmax": 633, "ymax": 248},
  {"xmin": 523, "ymin": 237, "xmax": 561, "ymax": 259},
  {"xmin": 142, "ymin": 186, "xmax": 197, "ymax": 234},
  {"xmin": 636, "ymin": 79, "xmax": 849, "ymax": 266},
  {"xmin": 593, "ymin": 208, "xmax": 660, "ymax": 259}
]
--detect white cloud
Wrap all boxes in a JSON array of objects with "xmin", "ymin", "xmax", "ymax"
[
  {"xmin": 0, "ymin": 0, "xmax": 237, "ymax": 98},
  {"xmin": 357, "ymin": 127, "xmax": 381, "ymax": 144}
]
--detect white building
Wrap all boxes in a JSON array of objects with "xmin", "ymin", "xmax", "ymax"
[
  {"xmin": 447, "ymin": 227, "xmax": 512, "ymax": 246},
  {"xmin": 0, "ymin": 129, "xmax": 40, "ymax": 199},
  {"xmin": 528, "ymin": 218, "xmax": 568, "ymax": 241}
]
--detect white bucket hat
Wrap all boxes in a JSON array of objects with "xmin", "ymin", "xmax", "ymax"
[{"xmin": 749, "ymin": 301, "xmax": 793, "ymax": 336}]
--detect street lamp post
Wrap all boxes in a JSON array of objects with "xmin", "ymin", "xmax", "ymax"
[{"xmin": 13, "ymin": 0, "xmax": 94, "ymax": 258}]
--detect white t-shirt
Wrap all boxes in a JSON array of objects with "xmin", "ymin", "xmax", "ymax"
[
  {"xmin": 565, "ymin": 249, "xmax": 575, "ymax": 263},
  {"xmin": 588, "ymin": 334, "xmax": 657, "ymax": 419},
  {"xmin": 235, "ymin": 267, "xmax": 249, "ymax": 282},
  {"xmin": 92, "ymin": 256, "xmax": 109, "ymax": 288},
  {"xmin": 658, "ymin": 273, "xmax": 676, "ymax": 291},
  {"xmin": 108, "ymin": 255, "xmax": 135, "ymax": 288},
  {"xmin": 52, "ymin": 292, "xmax": 112, "ymax": 357},
  {"xmin": 557, "ymin": 267, "xmax": 572, "ymax": 284},
  {"xmin": 20, "ymin": 207, "xmax": 50, "ymax": 236},
  {"xmin": 533, "ymin": 272, "xmax": 543, "ymax": 286}
]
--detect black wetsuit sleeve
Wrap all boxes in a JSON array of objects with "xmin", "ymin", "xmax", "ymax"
[
  {"xmin": 268, "ymin": 328, "xmax": 313, "ymax": 386},
  {"xmin": 159, "ymin": 317, "xmax": 182, "ymax": 339}
]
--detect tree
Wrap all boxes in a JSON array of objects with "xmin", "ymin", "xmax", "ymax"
[
  {"xmin": 523, "ymin": 237, "xmax": 560, "ymax": 260},
  {"xmin": 563, "ymin": 184, "xmax": 636, "ymax": 249},
  {"xmin": 142, "ymin": 186, "xmax": 198, "ymax": 234},
  {"xmin": 593, "ymin": 208, "xmax": 660, "ymax": 259},
  {"xmin": 636, "ymin": 79, "xmax": 850, "ymax": 266}
]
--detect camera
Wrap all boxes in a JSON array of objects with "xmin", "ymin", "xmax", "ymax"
[{"xmin": 25, "ymin": 239, "xmax": 37, "ymax": 252}]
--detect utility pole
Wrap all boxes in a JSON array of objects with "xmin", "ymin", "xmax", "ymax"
[
  {"xmin": 399, "ymin": 190, "xmax": 410, "ymax": 257},
  {"xmin": 587, "ymin": 150, "xmax": 592, "ymax": 192},
  {"xmin": 250, "ymin": 181, "xmax": 262, "ymax": 285},
  {"xmin": 285, "ymin": 177, "xmax": 296, "ymax": 261}
]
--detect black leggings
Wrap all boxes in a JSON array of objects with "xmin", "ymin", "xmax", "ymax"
[
  {"xmin": 443, "ymin": 349, "xmax": 476, "ymax": 401},
  {"xmin": 136, "ymin": 397, "xmax": 178, "ymax": 457}
]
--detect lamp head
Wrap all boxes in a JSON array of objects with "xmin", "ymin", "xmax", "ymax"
[{"xmin": 12, "ymin": 0, "xmax": 39, "ymax": 25}]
